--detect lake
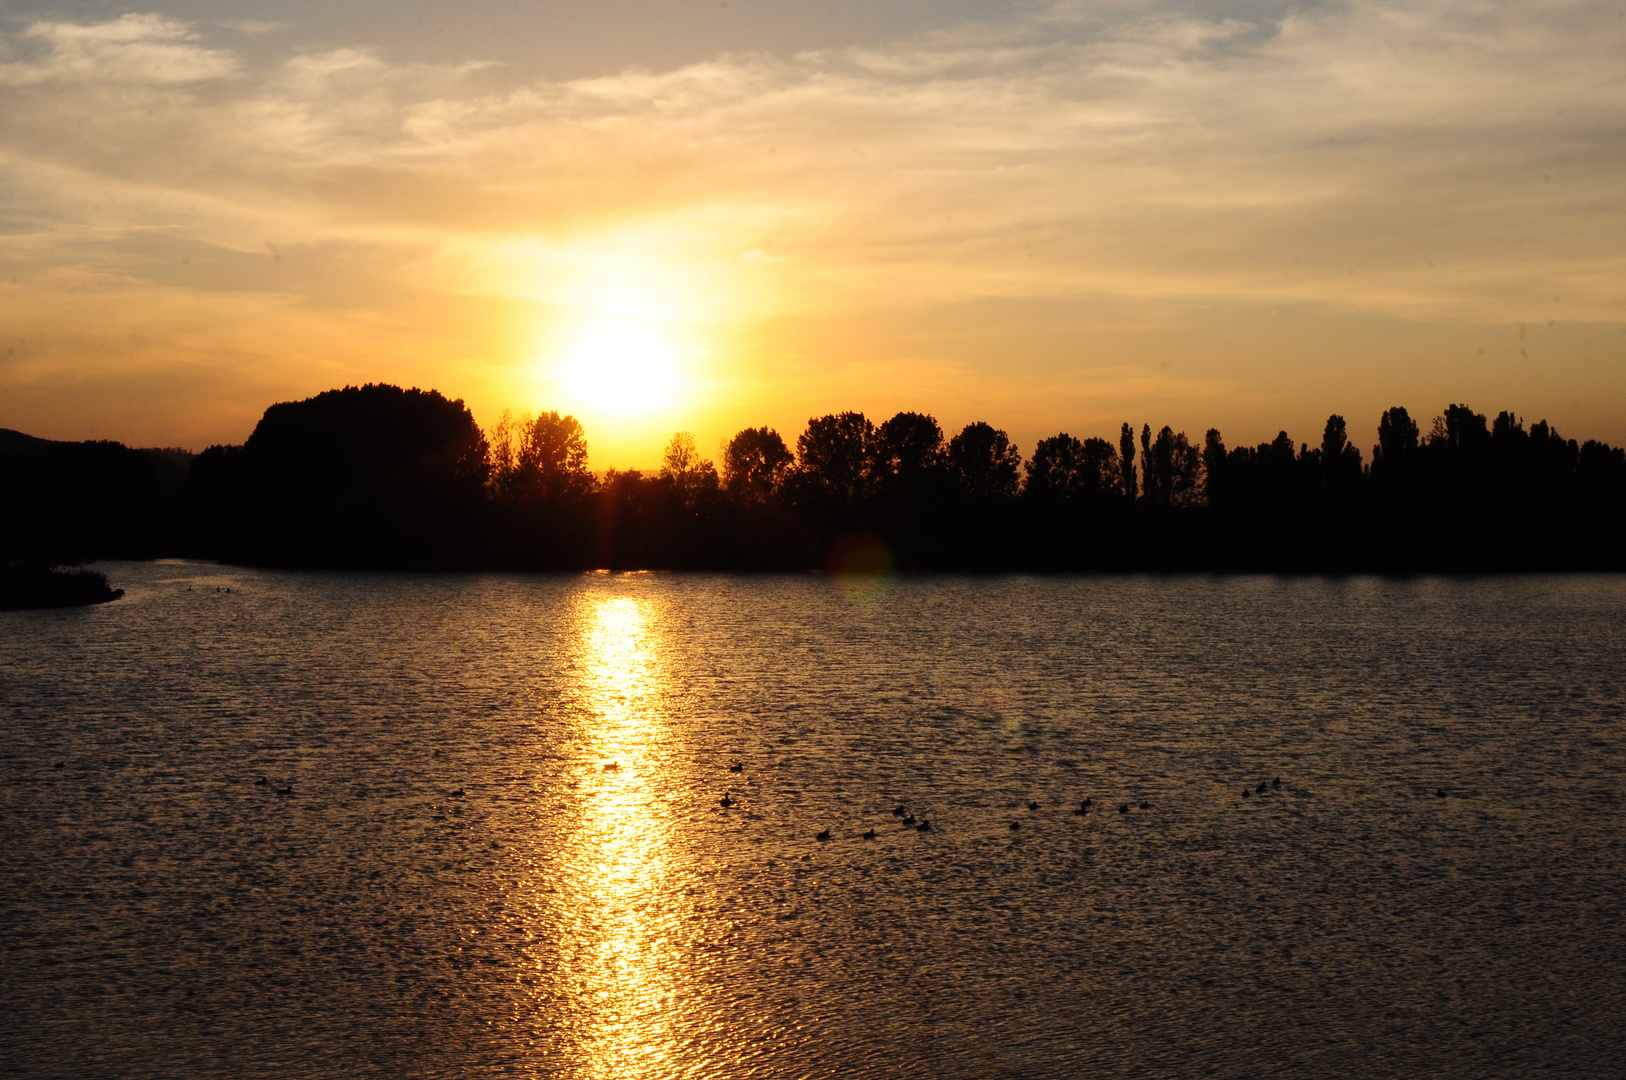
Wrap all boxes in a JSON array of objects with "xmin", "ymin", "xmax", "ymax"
[{"xmin": 2, "ymin": 563, "xmax": 1623, "ymax": 1078}]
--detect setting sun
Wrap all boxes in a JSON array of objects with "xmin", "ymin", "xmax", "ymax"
[{"xmin": 555, "ymin": 322, "xmax": 685, "ymax": 418}]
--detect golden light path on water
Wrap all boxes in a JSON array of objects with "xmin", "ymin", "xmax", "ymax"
[
  {"xmin": 6, "ymin": 567, "xmax": 1626, "ymax": 1077},
  {"xmin": 558, "ymin": 595, "xmax": 683, "ymax": 1079}
]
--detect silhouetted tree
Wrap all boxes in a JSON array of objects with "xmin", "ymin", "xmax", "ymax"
[
  {"xmin": 596, "ymin": 468, "xmax": 683, "ymax": 570},
  {"xmin": 723, "ymin": 427, "xmax": 792, "ymax": 501},
  {"xmin": 1025, "ymin": 435, "xmax": 1122, "ymax": 503},
  {"xmin": 1491, "ymin": 410, "xmax": 1527, "ymax": 468},
  {"xmin": 1319, "ymin": 414, "xmax": 1363, "ymax": 497},
  {"xmin": 487, "ymin": 410, "xmax": 520, "ymax": 487},
  {"xmin": 501, "ymin": 410, "xmax": 592, "ymax": 503},
  {"xmin": 1431, "ymin": 404, "xmax": 1490, "ymax": 455},
  {"xmin": 1529, "ymin": 419, "xmax": 1578, "ymax": 480},
  {"xmin": 1372, "ymin": 406, "xmax": 1420, "ymax": 484},
  {"xmin": 481, "ymin": 408, "xmax": 597, "ymax": 566},
  {"xmin": 582, "ymin": 434, "xmax": 724, "ymax": 569},
  {"xmin": 948, "ymin": 422, "xmax": 1022, "ymax": 500},
  {"xmin": 1263, "ymin": 431, "xmax": 1300, "ymax": 505},
  {"xmin": 209, "ymin": 384, "xmax": 489, "ymax": 567},
  {"xmin": 874, "ymin": 412, "xmax": 947, "ymax": 493},
  {"xmin": 1139, "ymin": 426, "xmax": 1202, "ymax": 507},
  {"xmin": 1139, "ymin": 424, "xmax": 1153, "ymax": 501},
  {"xmin": 867, "ymin": 411, "xmax": 952, "ymax": 563},
  {"xmin": 660, "ymin": 432, "xmax": 721, "ymax": 505},
  {"xmin": 793, "ymin": 411, "xmax": 876, "ymax": 504},
  {"xmin": 1026, "ymin": 435, "xmax": 1085, "ymax": 503},
  {"xmin": 1209, "ymin": 430, "xmax": 1307, "ymax": 512},
  {"xmin": 14, "ymin": 383, "xmax": 1624, "ymax": 574},
  {"xmin": 1202, "ymin": 429, "xmax": 1227, "ymax": 504},
  {"xmin": 1578, "ymin": 439, "xmax": 1626, "ymax": 504},
  {"xmin": 1119, "ymin": 422, "xmax": 1138, "ymax": 500}
]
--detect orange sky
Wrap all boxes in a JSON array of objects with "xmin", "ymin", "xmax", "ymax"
[{"xmin": 1, "ymin": 2, "xmax": 1623, "ymax": 467}]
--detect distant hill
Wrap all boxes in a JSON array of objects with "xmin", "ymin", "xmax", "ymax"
[
  {"xmin": 0, "ymin": 428, "xmax": 178, "ymax": 564},
  {"xmin": 0, "ymin": 428, "xmax": 52, "ymax": 456},
  {"xmin": 139, "ymin": 446, "xmax": 196, "ymax": 493}
]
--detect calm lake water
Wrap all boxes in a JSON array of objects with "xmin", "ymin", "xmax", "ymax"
[{"xmin": 2, "ymin": 562, "xmax": 1624, "ymax": 1078}]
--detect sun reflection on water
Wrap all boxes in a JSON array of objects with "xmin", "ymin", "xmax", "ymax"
[{"xmin": 561, "ymin": 595, "xmax": 682, "ymax": 1079}]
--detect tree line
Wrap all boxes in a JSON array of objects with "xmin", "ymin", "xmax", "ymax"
[{"xmin": 5, "ymin": 383, "xmax": 1624, "ymax": 573}]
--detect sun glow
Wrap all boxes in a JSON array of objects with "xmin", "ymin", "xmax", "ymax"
[{"xmin": 553, "ymin": 321, "xmax": 687, "ymax": 418}]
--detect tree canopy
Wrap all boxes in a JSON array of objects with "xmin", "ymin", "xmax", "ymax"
[{"xmin": 10, "ymin": 386, "xmax": 1623, "ymax": 573}]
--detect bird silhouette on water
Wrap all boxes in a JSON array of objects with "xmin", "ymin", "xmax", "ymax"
[
  {"xmin": 1256, "ymin": 781, "xmax": 1267, "ymax": 793},
  {"xmin": 902, "ymin": 814, "xmax": 916, "ymax": 825},
  {"xmin": 916, "ymin": 820, "xmax": 930, "ymax": 832},
  {"xmin": 1119, "ymin": 803, "xmax": 1129, "ymax": 814},
  {"xmin": 1273, "ymin": 777, "xmax": 1281, "ymax": 788},
  {"xmin": 816, "ymin": 829, "xmax": 831, "ymax": 842},
  {"xmin": 891, "ymin": 805, "xmax": 906, "ymax": 816},
  {"xmin": 1009, "ymin": 821, "xmax": 1020, "ymax": 830},
  {"xmin": 1139, "ymin": 801, "xmax": 1150, "ymax": 810},
  {"xmin": 728, "ymin": 762, "xmax": 743, "ymax": 773},
  {"xmin": 451, "ymin": 788, "xmax": 465, "ymax": 798},
  {"xmin": 254, "ymin": 776, "xmax": 268, "ymax": 786},
  {"xmin": 1436, "ymin": 788, "xmax": 1448, "ymax": 798},
  {"xmin": 863, "ymin": 828, "xmax": 876, "ymax": 839},
  {"xmin": 1073, "ymin": 798, "xmax": 1091, "ymax": 815},
  {"xmin": 1241, "ymin": 788, "xmax": 1250, "ymax": 798},
  {"xmin": 1028, "ymin": 800, "xmax": 1039, "ymax": 810},
  {"xmin": 276, "ymin": 785, "xmax": 293, "ymax": 796},
  {"xmin": 720, "ymin": 793, "xmax": 735, "ymax": 808}
]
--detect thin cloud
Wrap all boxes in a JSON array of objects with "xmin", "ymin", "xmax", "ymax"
[
  {"xmin": 0, "ymin": 13, "xmax": 238, "ymax": 86},
  {"xmin": 220, "ymin": 20, "xmax": 281, "ymax": 35},
  {"xmin": 2, "ymin": 4, "xmax": 1621, "ymax": 316},
  {"xmin": 0, "ymin": 1, "xmax": 1622, "ymax": 449}
]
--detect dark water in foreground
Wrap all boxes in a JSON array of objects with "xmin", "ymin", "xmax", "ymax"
[{"xmin": 3, "ymin": 563, "xmax": 1624, "ymax": 1078}]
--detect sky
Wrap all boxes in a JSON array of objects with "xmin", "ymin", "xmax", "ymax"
[{"xmin": 1, "ymin": 0, "xmax": 1622, "ymax": 468}]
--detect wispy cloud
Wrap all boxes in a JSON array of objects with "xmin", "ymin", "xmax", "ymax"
[
  {"xmin": 0, "ymin": 1, "xmax": 1622, "ymax": 450},
  {"xmin": 0, "ymin": 13, "xmax": 238, "ymax": 85},
  {"xmin": 5, "ymin": 3, "xmax": 1621, "ymax": 311},
  {"xmin": 220, "ymin": 20, "xmax": 281, "ymax": 35}
]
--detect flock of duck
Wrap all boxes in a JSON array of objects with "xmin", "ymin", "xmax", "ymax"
[
  {"xmin": 707, "ymin": 763, "xmax": 1371, "ymax": 842},
  {"xmin": 234, "ymin": 760, "xmax": 1447, "ymax": 825}
]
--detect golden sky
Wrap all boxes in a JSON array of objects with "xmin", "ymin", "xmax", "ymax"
[{"xmin": 1, "ymin": 0, "xmax": 1623, "ymax": 467}]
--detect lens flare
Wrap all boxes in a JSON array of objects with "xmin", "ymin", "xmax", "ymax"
[{"xmin": 826, "ymin": 532, "xmax": 896, "ymax": 604}]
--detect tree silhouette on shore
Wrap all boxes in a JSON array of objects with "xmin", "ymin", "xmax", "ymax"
[{"xmin": 6, "ymin": 385, "xmax": 1623, "ymax": 574}]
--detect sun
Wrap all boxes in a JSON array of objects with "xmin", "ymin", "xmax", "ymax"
[{"xmin": 556, "ymin": 322, "xmax": 684, "ymax": 417}]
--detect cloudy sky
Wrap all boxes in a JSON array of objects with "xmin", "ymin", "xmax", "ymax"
[{"xmin": 1, "ymin": 0, "xmax": 1622, "ymax": 466}]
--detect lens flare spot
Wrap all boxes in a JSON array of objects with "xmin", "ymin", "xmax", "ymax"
[{"xmin": 826, "ymin": 532, "xmax": 896, "ymax": 604}]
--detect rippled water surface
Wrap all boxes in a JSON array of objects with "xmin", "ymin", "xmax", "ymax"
[{"xmin": 3, "ymin": 564, "xmax": 1625, "ymax": 1078}]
